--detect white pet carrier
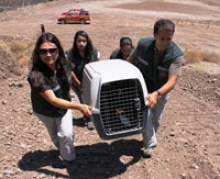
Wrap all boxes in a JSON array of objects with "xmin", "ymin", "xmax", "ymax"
[{"xmin": 82, "ymin": 59, "xmax": 148, "ymax": 139}]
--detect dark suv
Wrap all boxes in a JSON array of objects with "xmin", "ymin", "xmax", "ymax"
[{"xmin": 57, "ymin": 8, "xmax": 90, "ymax": 24}]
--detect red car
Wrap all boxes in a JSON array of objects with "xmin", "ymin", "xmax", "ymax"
[{"xmin": 57, "ymin": 8, "xmax": 90, "ymax": 24}]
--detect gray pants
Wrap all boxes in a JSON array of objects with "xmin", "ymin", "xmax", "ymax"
[
  {"xmin": 142, "ymin": 94, "xmax": 169, "ymax": 148},
  {"xmin": 34, "ymin": 109, "xmax": 76, "ymax": 161}
]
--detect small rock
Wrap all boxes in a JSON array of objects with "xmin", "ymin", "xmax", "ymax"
[
  {"xmin": 191, "ymin": 163, "xmax": 199, "ymax": 169},
  {"xmin": 2, "ymin": 99, "xmax": 7, "ymax": 105},
  {"xmin": 180, "ymin": 172, "xmax": 186, "ymax": 179},
  {"xmin": 170, "ymin": 131, "xmax": 175, "ymax": 136}
]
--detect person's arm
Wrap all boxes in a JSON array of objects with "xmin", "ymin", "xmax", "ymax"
[
  {"xmin": 109, "ymin": 53, "xmax": 113, "ymax": 59},
  {"xmin": 70, "ymin": 71, "xmax": 82, "ymax": 91},
  {"xmin": 40, "ymin": 89, "xmax": 92, "ymax": 117},
  {"xmin": 145, "ymin": 74, "xmax": 178, "ymax": 108},
  {"xmin": 145, "ymin": 56, "xmax": 183, "ymax": 108},
  {"xmin": 97, "ymin": 51, "xmax": 100, "ymax": 60},
  {"xmin": 126, "ymin": 47, "xmax": 138, "ymax": 63}
]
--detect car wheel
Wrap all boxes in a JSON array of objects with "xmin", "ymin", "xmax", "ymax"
[
  {"xmin": 80, "ymin": 19, "xmax": 86, "ymax": 24},
  {"xmin": 60, "ymin": 20, "xmax": 66, "ymax": 24}
]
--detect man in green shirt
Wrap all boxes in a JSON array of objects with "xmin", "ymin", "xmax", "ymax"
[{"xmin": 128, "ymin": 19, "xmax": 184, "ymax": 158}]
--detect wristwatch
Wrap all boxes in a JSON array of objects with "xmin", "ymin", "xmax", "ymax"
[{"xmin": 156, "ymin": 90, "xmax": 162, "ymax": 97}]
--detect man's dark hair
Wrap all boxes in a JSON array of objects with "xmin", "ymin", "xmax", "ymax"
[{"xmin": 154, "ymin": 19, "xmax": 175, "ymax": 34}]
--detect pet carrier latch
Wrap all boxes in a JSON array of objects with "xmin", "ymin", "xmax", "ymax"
[{"xmin": 90, "ymin": 108, "xmax": 100, "ymax": 114}]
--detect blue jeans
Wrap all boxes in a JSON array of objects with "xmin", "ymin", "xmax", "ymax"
[{"xmin": 142, "ymin": 93, "xmax": 169, "ymax": 148}]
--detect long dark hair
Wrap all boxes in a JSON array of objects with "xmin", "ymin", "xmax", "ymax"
[
  {"xmin": 70, "ymin": 30, "xmax": 94, "ymax": 63},
  {"xmin": 29, "ymin": 25, "xmax": 70, "ymax": 91}
]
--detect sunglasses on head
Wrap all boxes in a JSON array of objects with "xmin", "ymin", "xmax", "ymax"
[{"xmin": 39, "ymin": 48, "xmax": 57, "ymax": 55}]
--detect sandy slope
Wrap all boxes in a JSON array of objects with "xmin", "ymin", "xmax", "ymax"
[{"xmin": 0, "ymin": 0, "xmax": 220, "ymax": 178}]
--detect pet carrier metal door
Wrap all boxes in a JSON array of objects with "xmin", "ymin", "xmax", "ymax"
[{"xmin": 82, "ymin": 60, "xmax": 148, "ymax": 140}]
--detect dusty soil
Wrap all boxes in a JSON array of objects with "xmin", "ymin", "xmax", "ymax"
[{"xmin": 0, "ymin": 0, "xmax": 220, "ymax": 178}]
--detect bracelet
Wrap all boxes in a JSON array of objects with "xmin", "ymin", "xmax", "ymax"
[{"xmin": 156, "ymin": 90, "xmax": 162, "ymax": 97}]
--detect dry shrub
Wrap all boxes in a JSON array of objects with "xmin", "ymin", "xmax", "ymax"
[
  {"xmin": 0, "ymin": 40, "xmax": 11, "ymax": 49},
  {"xmin": 10, "ymin": 39, "xmax": 34, "ymax": 67},
  {"xmin": 17, "ymin": 56, "xmax": 30, "ymax": 67},
  {"xmin": 184, "ymin": 50, "xmax": 202, "ymax": 64},
  {"xmin": 184, "ymin": 49, "xmax": 220, "ymax": 64},
  {"xmin": 200, "ymin": 51, "xmax": 220, "ymax": 63},
  {"xmin": 15, "ymin": 51, "xmax": 33, "ymax": 67},
  {"xmin": 0, "ymin": 38, "xmax": 32, "ymax": 66},
  {"xmin": 194, "ymin": 63, "xmax": 207, "ymax": 73},
  {"xmin": 11, "ymin": 40, "xmax": 29, "ymax": 51}
]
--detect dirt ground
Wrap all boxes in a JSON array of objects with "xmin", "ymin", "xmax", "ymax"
[{"xmin": 0, "ymin": 0, "xmax": 220, "ymax": 178}]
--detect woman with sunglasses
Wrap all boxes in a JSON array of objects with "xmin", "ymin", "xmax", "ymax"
[
  {"xmin": 66, "ymin": 30, "xmax": 100, "ymax": 130},
  {"xmin": 28, "ymin": 25, "xmax": 92, "ymax": 168}
]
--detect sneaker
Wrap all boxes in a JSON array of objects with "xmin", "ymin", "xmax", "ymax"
[
  {"xmin": 143, "ymin": 147, "xmax": 153, "ymax": 158},
  {"xmin": 151, "ymin": 142, "xmax": 157, "ymax": 148},
  {"xmin": 87, "ymin": 121, "xmax": 95, "ymax": 130}
]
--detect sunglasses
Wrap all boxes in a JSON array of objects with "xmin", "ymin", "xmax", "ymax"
[{"xmin": 39, "ymin": 48, "xmax": 57, "ymax": 55}]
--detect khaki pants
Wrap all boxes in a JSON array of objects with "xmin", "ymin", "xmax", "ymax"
[{"xmin": 34, "ymin": 109, "xmax": 76, "ymax": 161}]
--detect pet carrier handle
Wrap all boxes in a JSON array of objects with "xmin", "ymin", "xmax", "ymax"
[
  {"xmin": 90, "ymin": 108, "xmax": 100, "ymax": 114},
  {"xmin": 145, "ymin": 99, "xmax": 149, "ymax": 106}
]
